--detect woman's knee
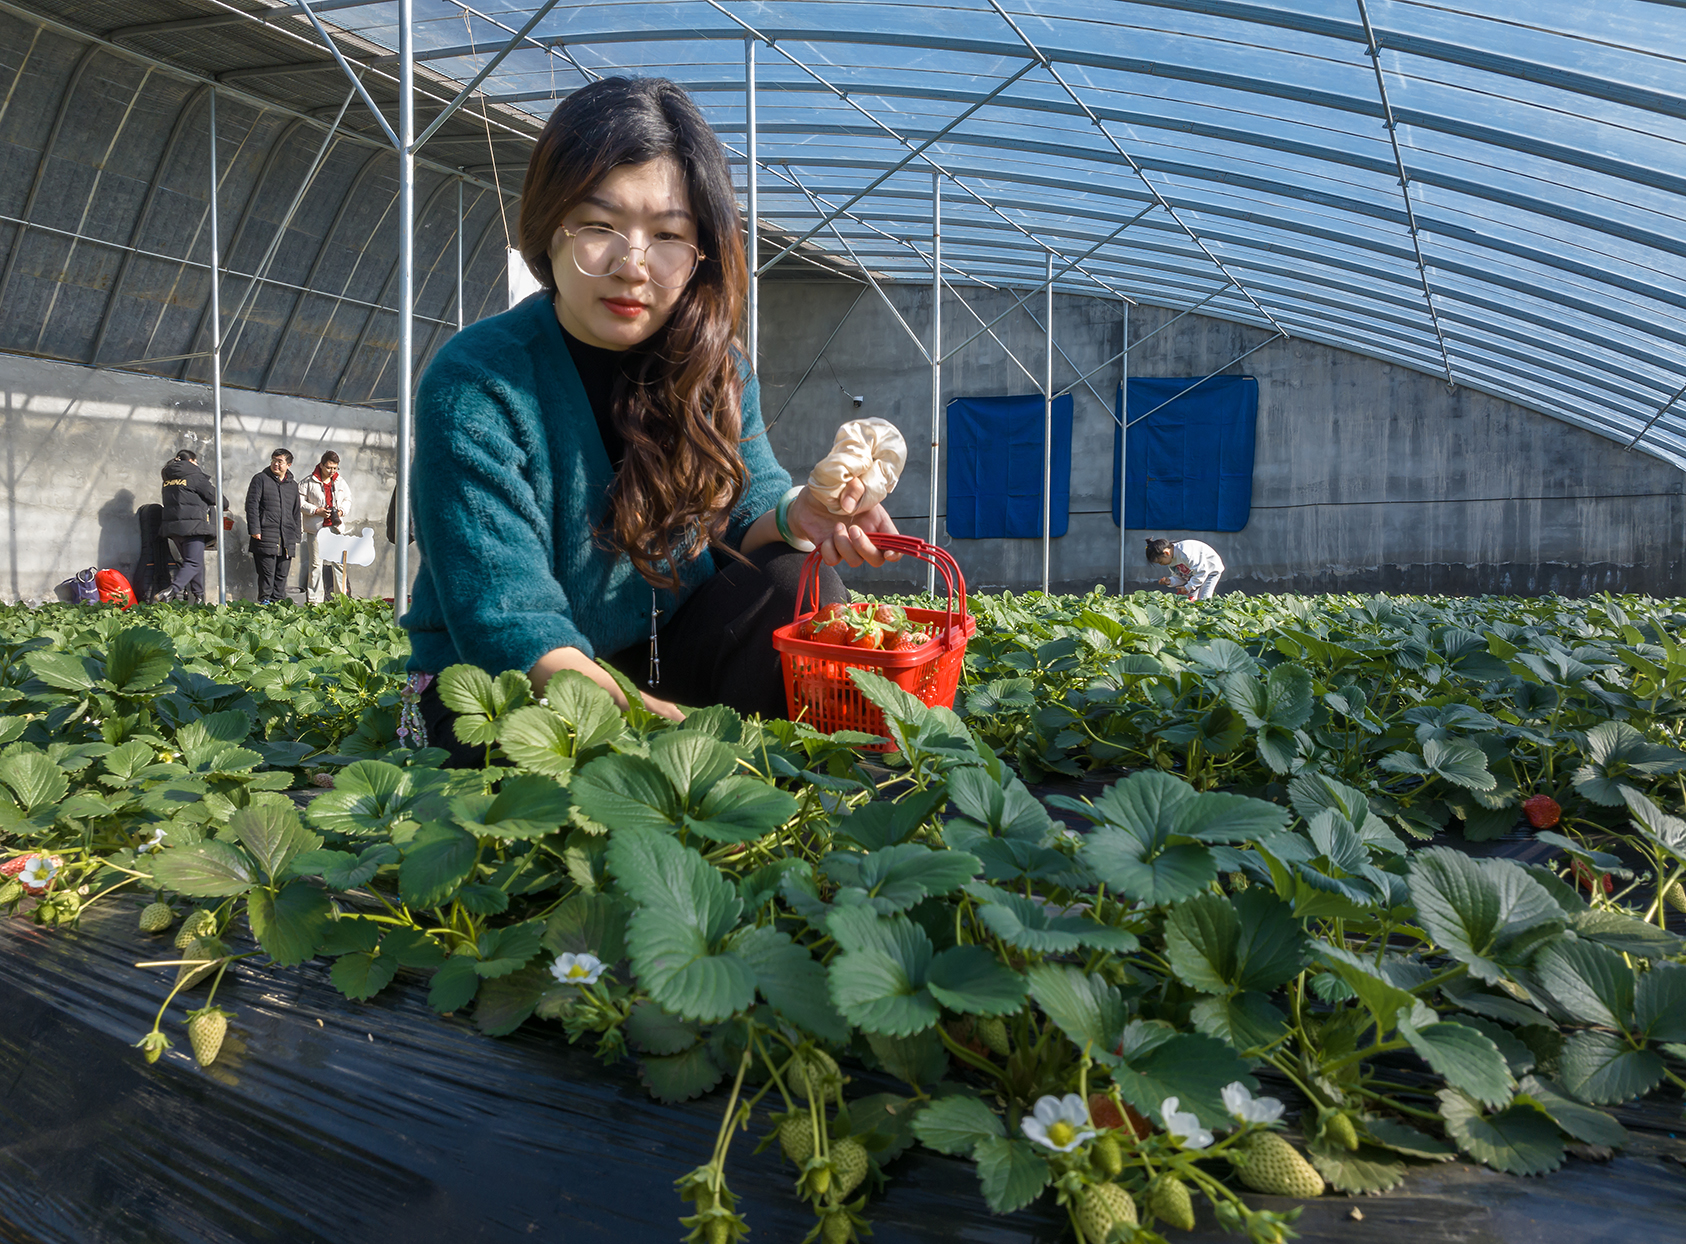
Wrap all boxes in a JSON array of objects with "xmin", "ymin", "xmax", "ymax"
[{"xmin": 750, "ymin": 545, "xmax": 845, "ymax": 613}]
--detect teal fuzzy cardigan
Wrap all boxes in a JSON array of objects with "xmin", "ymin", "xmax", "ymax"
[{"xmin": 403, "ymin": 293, "xmax": 792, "ymax": 677}]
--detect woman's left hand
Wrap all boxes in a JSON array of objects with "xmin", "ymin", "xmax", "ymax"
[{"xmin": 787, "ymin": 485, "xmax": 901, "ymax": 567}]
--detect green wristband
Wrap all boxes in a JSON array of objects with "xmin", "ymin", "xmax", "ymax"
[{"xmin": 776, "ymin": 486, "xmax": 817, "ymax": 552}]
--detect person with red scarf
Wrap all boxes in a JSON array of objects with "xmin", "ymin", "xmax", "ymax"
[{"xmin": 300, "ymin": 451, "xmax": 353, "ymax": 603}]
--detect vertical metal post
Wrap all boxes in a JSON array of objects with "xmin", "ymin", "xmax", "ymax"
[
  {"xmin": 1118, "ymin": 300, "xmax": 1129, "ymax": 597},
  {"xmin": 455, "ymin": 177, "xmax": 464, "ymax": 332},
  {"xmin": 1042, "ymin": 250, "xmax": 1053, "ymax": 594},
  {"xmin": 927, "ymin": 173, "xmax": 941, "ymax": 595},
  {"xmin": 393, "ymin": 0, "xmax": 414, "ymax": 618},
  {"xmin": 208, "ymin": 88, "xmax": 227, "ymax": 606},
  {"xmin": 744, "ymin": 38, "xmax": 758, "ymax": 371}
]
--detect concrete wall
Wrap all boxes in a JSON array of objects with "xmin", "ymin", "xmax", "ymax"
[
  {"xmin": 4, "ymin": 278, "xmax": 1680, "ymax": 606},
  {"xmin": 0, "ymin": 352, "xmax": 411, "ymax": 604},
  {"xmin": 756, "ymin": 280, "xmax": 1686, "ymax": 598}
]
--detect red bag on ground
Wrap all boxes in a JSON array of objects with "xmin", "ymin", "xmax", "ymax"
[{"xmin": 94, "ymin": 569, "xmax": 136, "ymax": 610}]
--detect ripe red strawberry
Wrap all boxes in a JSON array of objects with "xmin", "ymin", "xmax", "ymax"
[
  {"xmin": 1089, "ymin": 1093, "xmax": 1126, "ymax": 1131},
  {"xmin": 0, "ymin": 856, "xmax": 25, "ymax": 878},
  {"xmin": 1571, "ymin": 859, "xmax": 1613, "ymax": 895},
  {"xmin": 846, "ymin": 622, "xmax": 883, "ymax": 651},
  {"xmin": 814, "ymin": 618, "xmax": 852, "ymax": 646},
  {"xmin": 873, "ymin": 604, "xmax": 909, "ymax": 630},
  {"xmin": 813, "ymin": 602, "xmax": 848, "ymax": 624},
  {"xmin": 1523, "ymin": 795, "xmax": 1561, "ymax": 829},
  {"xmin": 885, "ymin": 630, "xmax": 928, "ymax": 653}
]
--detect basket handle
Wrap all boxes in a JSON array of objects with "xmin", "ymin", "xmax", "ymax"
[{"xmin": 792, "ymin": 534, "xmax": 967, "ymax": 645}]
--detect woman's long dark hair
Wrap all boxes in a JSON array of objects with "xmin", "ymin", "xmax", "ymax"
[{"xmin": 517, "ymin": 77, "xmax": 748, "ymax": 591}]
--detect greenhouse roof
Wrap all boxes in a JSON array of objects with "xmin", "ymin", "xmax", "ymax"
[{"xmin": 13, "ymin": 1, "xmax": 1686, "ymax": 465}]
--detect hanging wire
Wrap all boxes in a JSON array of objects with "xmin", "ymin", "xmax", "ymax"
[{"xmin": 463, "ymin": 8, "xmax": 512, "ymax": 249}]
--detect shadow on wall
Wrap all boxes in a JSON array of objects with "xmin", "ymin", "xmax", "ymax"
[{"xmin": 96, "ymin": 490, "xmax": 138, "ymax": 577}]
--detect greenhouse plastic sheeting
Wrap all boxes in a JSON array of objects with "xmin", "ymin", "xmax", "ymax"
[
  {"xmin": 0, "ymin": 903, "xmax": 1064, "ymax": 1244},
  {"xmin": 277, "ymin": 0, "xmax": 1686, "ymax": 468},
  {"xmin": 1113, "ymin": 376, "xmax": 1258, "ymax": 532},
  {"xmin": 5, "ymin": 902, "xmax": 1686, "ymax": 1243}
]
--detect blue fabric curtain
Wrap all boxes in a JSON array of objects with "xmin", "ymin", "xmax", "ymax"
[
  {"xmin": 947, "ymin": 394, "xmax": 1073, "ymax": 539},
  {"xmin": 1112, "ymin": 376, "xmax": 1258, "ymax": 531}
]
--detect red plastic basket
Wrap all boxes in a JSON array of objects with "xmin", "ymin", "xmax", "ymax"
[{"xmin": 771, "ymin": 534, "xmax": 975, "ymax": 750}]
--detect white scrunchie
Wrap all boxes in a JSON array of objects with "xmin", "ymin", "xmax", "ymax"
[{"xmin": 806, "ymin": 418, "xmax": 907, "ymax": 516}]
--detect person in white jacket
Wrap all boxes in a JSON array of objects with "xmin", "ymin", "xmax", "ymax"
[
  {"xmin": 1147, "ymin": 537, "xmax": 1225, "ymax": 600},
  {"xmin": 300, "ymin": 451, "xmax": 353, "ymax": 603}
]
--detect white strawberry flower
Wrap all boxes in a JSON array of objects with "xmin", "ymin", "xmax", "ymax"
[
  {"xmin": 1160, "ymin": 1097, "xmax": 1214, "ymax": 1150},
  {"xmin": 139, "ymin": 827, "xmax": 167, "ymax": 854},
  {"xmin": 18, "ymin": 855, "xmax": 62, "ymax": 894},
  {"xmin": 1021, "ymin": 1093, "xmax": 1097, "ymax": 1152},
  {"xmin": 550, "ymin": 951, "xmax": 606, "ymax": 987},
  {"xmin": 1221, "ymin": 1082, "xmax": 1284, "ymax": 1126}
]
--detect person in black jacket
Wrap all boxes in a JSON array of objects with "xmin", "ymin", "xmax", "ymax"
[
  {"xmin": 245, "ymin": 448, "xmax": 303, "ymax": 604},
  {"xmin": 154, "ymin": 450, "xmax": 224, "ymax": 603}
]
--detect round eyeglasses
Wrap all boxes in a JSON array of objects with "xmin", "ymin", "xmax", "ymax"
[{"xmin": 560, "ymin": 225, "xmax": 704, "ymax": 289}]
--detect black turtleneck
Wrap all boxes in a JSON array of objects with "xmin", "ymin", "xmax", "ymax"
[{"xmin": 560, "ymin": 325, "xmax": 628, "ymax": 471}]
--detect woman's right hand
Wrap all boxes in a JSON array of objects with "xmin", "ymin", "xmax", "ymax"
[
  {"xmin": 529, "ymin": 645, "xmax": 684, "ymax": 721},
  {"xmin": 643, "ymin": 693, "xmax": 685, "ymax": 722}
]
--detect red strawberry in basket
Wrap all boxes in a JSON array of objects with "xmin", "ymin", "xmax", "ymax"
[
  {"xmin": 885, "ymin": 630, "xmax": 928, "ymax": 653},
  {"xmin": 1522, "ymin": 795, "xmax": 1561, "ymax": 829},
  {"xmin": 814, "ymin": 616, "xmax": 852, "ymax": 646}
]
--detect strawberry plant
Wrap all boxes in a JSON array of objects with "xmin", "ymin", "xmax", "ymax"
[{"xmin": 4, "ymin": 592, "xmax": 1686, "ymax": 1242}]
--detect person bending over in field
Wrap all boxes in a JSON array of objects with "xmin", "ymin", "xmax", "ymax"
[
  {"xmin": 1147, "ymin": 537, "xmax": 1225, "ymax": 600},
  {"xmin": 401, "ymin": 76, "xmax": 900, "ymax": 766}
]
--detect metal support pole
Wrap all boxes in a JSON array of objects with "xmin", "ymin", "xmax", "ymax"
[
  {"xmin": 1118, "ymin": 300, "xmax": 1129, "ymax": 597},
  {"xmin": 455, "ymin": 177, "xmax": 464, "ymax": 331},
  {"xmin": 744, "ymin": 37, "xmax": 758, "ymax": 371},
  {"xmin": 1042, "ymin": 250, "xmax": 1054, "ymax": 595},
  {"xmin": 393, "ymin": 0, "xmax": 413, "ymax": 618},
  {"xmin": 927, "ymin": 173, "xmax": 941, "ymax": 595},
  {"xmin": 209, "ymin": 87, "xmax": 227, "ymax": 606}
]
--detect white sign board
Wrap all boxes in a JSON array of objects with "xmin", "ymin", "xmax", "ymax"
[{"xmin": 316, "ymin": 526, "xmax": 377, "ymax": 567}]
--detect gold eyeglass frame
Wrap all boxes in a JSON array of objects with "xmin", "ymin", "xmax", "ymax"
[{"xmin": 559, "ymin": 225, "xmax": 705, "ymax": 289}]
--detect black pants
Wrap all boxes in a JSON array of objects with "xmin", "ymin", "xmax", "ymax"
[
  {"xmin": 169, "ymin": 538, "xmax": 206, "ymax": 598},
  {"xmin": 418, "ymin": 545, "xmax": 845, "ymax": 768},
  {"xmin": 254, "ymin": 550, "xmax": 292, "ymax": 602}
]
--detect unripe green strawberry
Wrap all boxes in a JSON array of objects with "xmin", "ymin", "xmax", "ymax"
[
  {"xmin": 1091, "ymin": 1133, "xmax": 1124, "ymax": 1179},
  {"xmin": 1145, "ymin": 1176, "xmax": 1195, "ymax": 1232},
  {"xmin": 705, "ymin": 1219, "xmax": 729, "ymax": 1244},
  {"xmin": 1234, "ymin": 1132, "xmax": 1325, "ymax": 1199},
  {"xmin": 133, "ymin": 1030, "xmax": 170, "ymax": 1065},
  {"xmin": 794, "ymin": 1049, "xmax": 843, "ymax": 1098},
  {"xmin": 976, "ymin": 1016, "xmax": 1011, "ymax": 1056},
  {"xmin": 175, "ymin": 909, "xmax": 216, "ymax": 949},
  {"xmin": 777, "ymin": 1116, "xmax": 816, "ymax": 1166},
  {"xmin": 821, "ymin": 1211, "xmax": 852, "ymax": 1244},
  {"xmin": 1666, "ymin": 880, "xmax": 1686, "ymax": 914},
  {"xmin": 830, "ymin": 1138, "xmax": 869, "ymax": 1199},
  {"xmin": 187, "ymin": 1006, "xmax": 230, "ymax": 1067},
  {"xmin": 138, "ymin": 902, "xmax": 175, "ymax": 933},
  {"xmin": 175, "ymin": 936, "xmax": 221, "ymax": 989},
  {"xmin": 1325, "ymin": 1112, "xmax": 1359, "ymax": 1151},
  {"xmin": 1076, "ymin": 1183, "xmax": 1138, "ymax": 1242}
]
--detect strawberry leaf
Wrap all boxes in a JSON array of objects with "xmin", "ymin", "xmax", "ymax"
[
  {"xmin": 910, "ymin": 1094, "xmax": 1004, "ymax": 1157},
  {"xmin": 972, "ymin": 1136, "xmax": 1050, "ymax": 1214},
  {"xmin": 247, "ymin": 879, "xmax": 331, "ymax": 967},
  {"xmin": 1438, "ymin": 1090, "xmax": 1563, "ymax": 1175}
]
